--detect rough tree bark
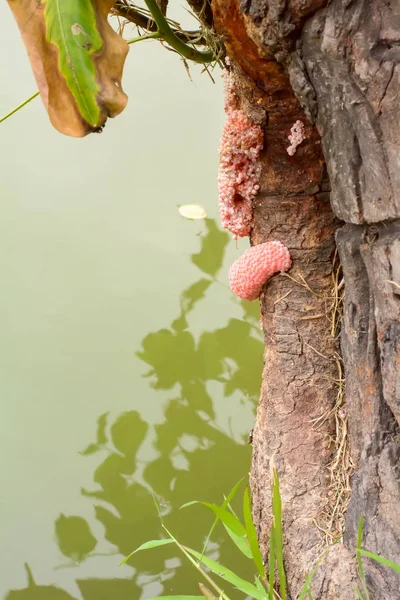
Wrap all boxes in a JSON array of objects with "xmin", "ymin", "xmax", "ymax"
[{"xmin": 210, "ymin": 0, "xmax": 400, "ymax": 598}]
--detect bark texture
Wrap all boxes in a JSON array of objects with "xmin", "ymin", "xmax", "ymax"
[{"xmin": 211, "ymin": 0, "xmax": 400, "ymax": 597}]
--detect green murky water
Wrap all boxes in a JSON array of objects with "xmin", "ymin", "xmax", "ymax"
[{"xmin": 0, "ymin": 6, "xmax": 263, "ymax": 599}]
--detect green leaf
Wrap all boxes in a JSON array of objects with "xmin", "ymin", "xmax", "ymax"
[
  {"xmin": 271, "ymin": 469, "xmax": 287, "ymax": 600},
  {"xmin": 223, "ymin": 525, "xmax": 253, "ymax": 559},
  {"xmin": 181, "ymin": 497, "xmax": 246, "ymax": 541},
  {"xmin": 243, "ymin": 486, "xmax": 265, "ymax": 578},
  {"xmin": 195, "ymin": 503, "xmax": 246, "ymax": 538},
  {"xmin": 7, "ymin": 0, "xmax": 128, "ymax": 137},
  {"xmin": 119, "ymin": 539, "xmax": 174, "ymax": 566},
  {"xmin": 199, "ymin": 478, "xmax": 244, "ymax": 558},
  {"xmin": 359, "ymin": 549, "xmax": 400, "ymax": 574},
  {"xmin": 43, "ymin": 0, "xmax": 103, "ymax": 126},
  {"xmin": 185, "ymin": 547, "xmax": 267, "ymax": 600}
]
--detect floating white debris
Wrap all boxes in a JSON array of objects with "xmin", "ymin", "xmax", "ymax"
[{"xmin": 178, "ymin": 204, "xmax": 207, "ymax": 220}]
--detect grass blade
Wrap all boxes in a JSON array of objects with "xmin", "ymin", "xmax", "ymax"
[
  {"xmin": 298, "ymin": 538, "xmax": 340, "ymax": 600},
  {"xmin": 243, "ymin": 486, "xmax": 265, "ymax": 578},
  {"xmin": 355, "ymin": 586, "xmax": 365, "ymax": 600},
  {"xmin": 271, "ymin": 469, "xmax": 287, "ymax": 600},
  {"xmin": 181, "ymin": 501, "xmax": 200, "ymax": 509},
  {"xmin": 268, "ymin": 524, "xmax": 275, "ymax": 597},
  {"xmin": 181, "ymin": 478, "xmax": 243, "ymax": 559},
  {"xmin": 223, "ymin": 524, "xmax": 253, "ymax": 558},
  {"xmin": 298, "ymin": 557, "xmax": 323, "ymax": 600},
  {"xmin": 119, "ymin": 538, "xmax": 174, "ymax": 565},
  {"xmin": 185, "ymin": 546, "xmax": 267, "ymax": 600},
  {"xmin": 192, "ymin": 503, "xmax": 246, "ymax": 537},
  {"xmin": 356, "ymin": 515, "xmax": 370, "ymax": 600},
  {"xmin": 255, "ymin": 577, "xmax": 266, "ymax": 594},
  {"xmin": 162, "ymin": 525, "xmax": 232, "ymax": 600},
  {"xmin": 359, "ymin": 550, "xmax": 400, "ymax": 574}
]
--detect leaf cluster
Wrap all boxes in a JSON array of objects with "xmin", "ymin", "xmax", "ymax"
[{"xmin": 119, "ymin": 475, "xmax": 400, "ymax": 600}]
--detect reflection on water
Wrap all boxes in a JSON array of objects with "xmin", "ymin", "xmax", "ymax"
[
  {"xmin": 7, "ymin": 565, "xmax": 77, "ymax": 600},
  {"xmin": 5, "ymin": 219, "xmax": 263, "ymax": 599}
]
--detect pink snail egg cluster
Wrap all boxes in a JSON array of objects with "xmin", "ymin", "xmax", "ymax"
[
  {"xmin": 287, "ymin": 119, "xmax": 305, "ymax": 156},
  {"xmin": 218, "ymin": 72, "xmax": 263, "ymax": 239},
  {"xmin": 229, "ymin": 241, "xmax": 292, "ymax": 300}
]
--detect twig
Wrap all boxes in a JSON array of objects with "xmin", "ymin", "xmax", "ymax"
[
  {"xmin": 127, "ymin": 31, "xmax": 161, "ymax": 44},
  {"xmin": 274, "ymin": 289, "xmax": 293, "ymax": 305},
  {"xmin": 142, "ymin": 0, "xmax": 214, "ymax": 63},
  {"xmin": 112, "ymin": 1, "xmax": 207, "ymax": 45},
  {"xmin": 145, "ymin": 0, "xmax": 215, "ymax": 64},
  {"xmin": 280, "ymin": 272, "xmax": 324, "ymax": 299},
  {"xmin": 303, "ymin": 341, "xmax": 331, "ymax": 360},
  {"xmin": 0, "ymin": 91, "xmax": 39, "ymax": 124}
]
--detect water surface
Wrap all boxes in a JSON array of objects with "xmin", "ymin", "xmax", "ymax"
[{"xmin": 0, "ymin": 7, "xmax": 263, "ymax": 599}]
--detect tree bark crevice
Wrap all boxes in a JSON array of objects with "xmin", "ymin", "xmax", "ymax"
[
  {"xmin": 338, "ymin": 222, "xmax": 400, "ymax": 599},
  {"xmin": 211, "ymin": 0, "xmax": 400, "ymax": 597}
]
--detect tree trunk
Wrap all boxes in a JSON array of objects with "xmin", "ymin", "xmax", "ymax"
[{"xmin": 211, "ymin": 0, "xmax": 400, "ymax": 597}]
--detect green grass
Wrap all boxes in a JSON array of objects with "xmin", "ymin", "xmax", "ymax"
[{"xmin": 120, "ymin": 474, "xmax": 400, "ymax": 600}]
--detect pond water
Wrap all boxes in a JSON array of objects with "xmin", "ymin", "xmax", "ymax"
[{"xmin": 0, "ymin": 6, "xmax": 263, "ymax": 599}]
